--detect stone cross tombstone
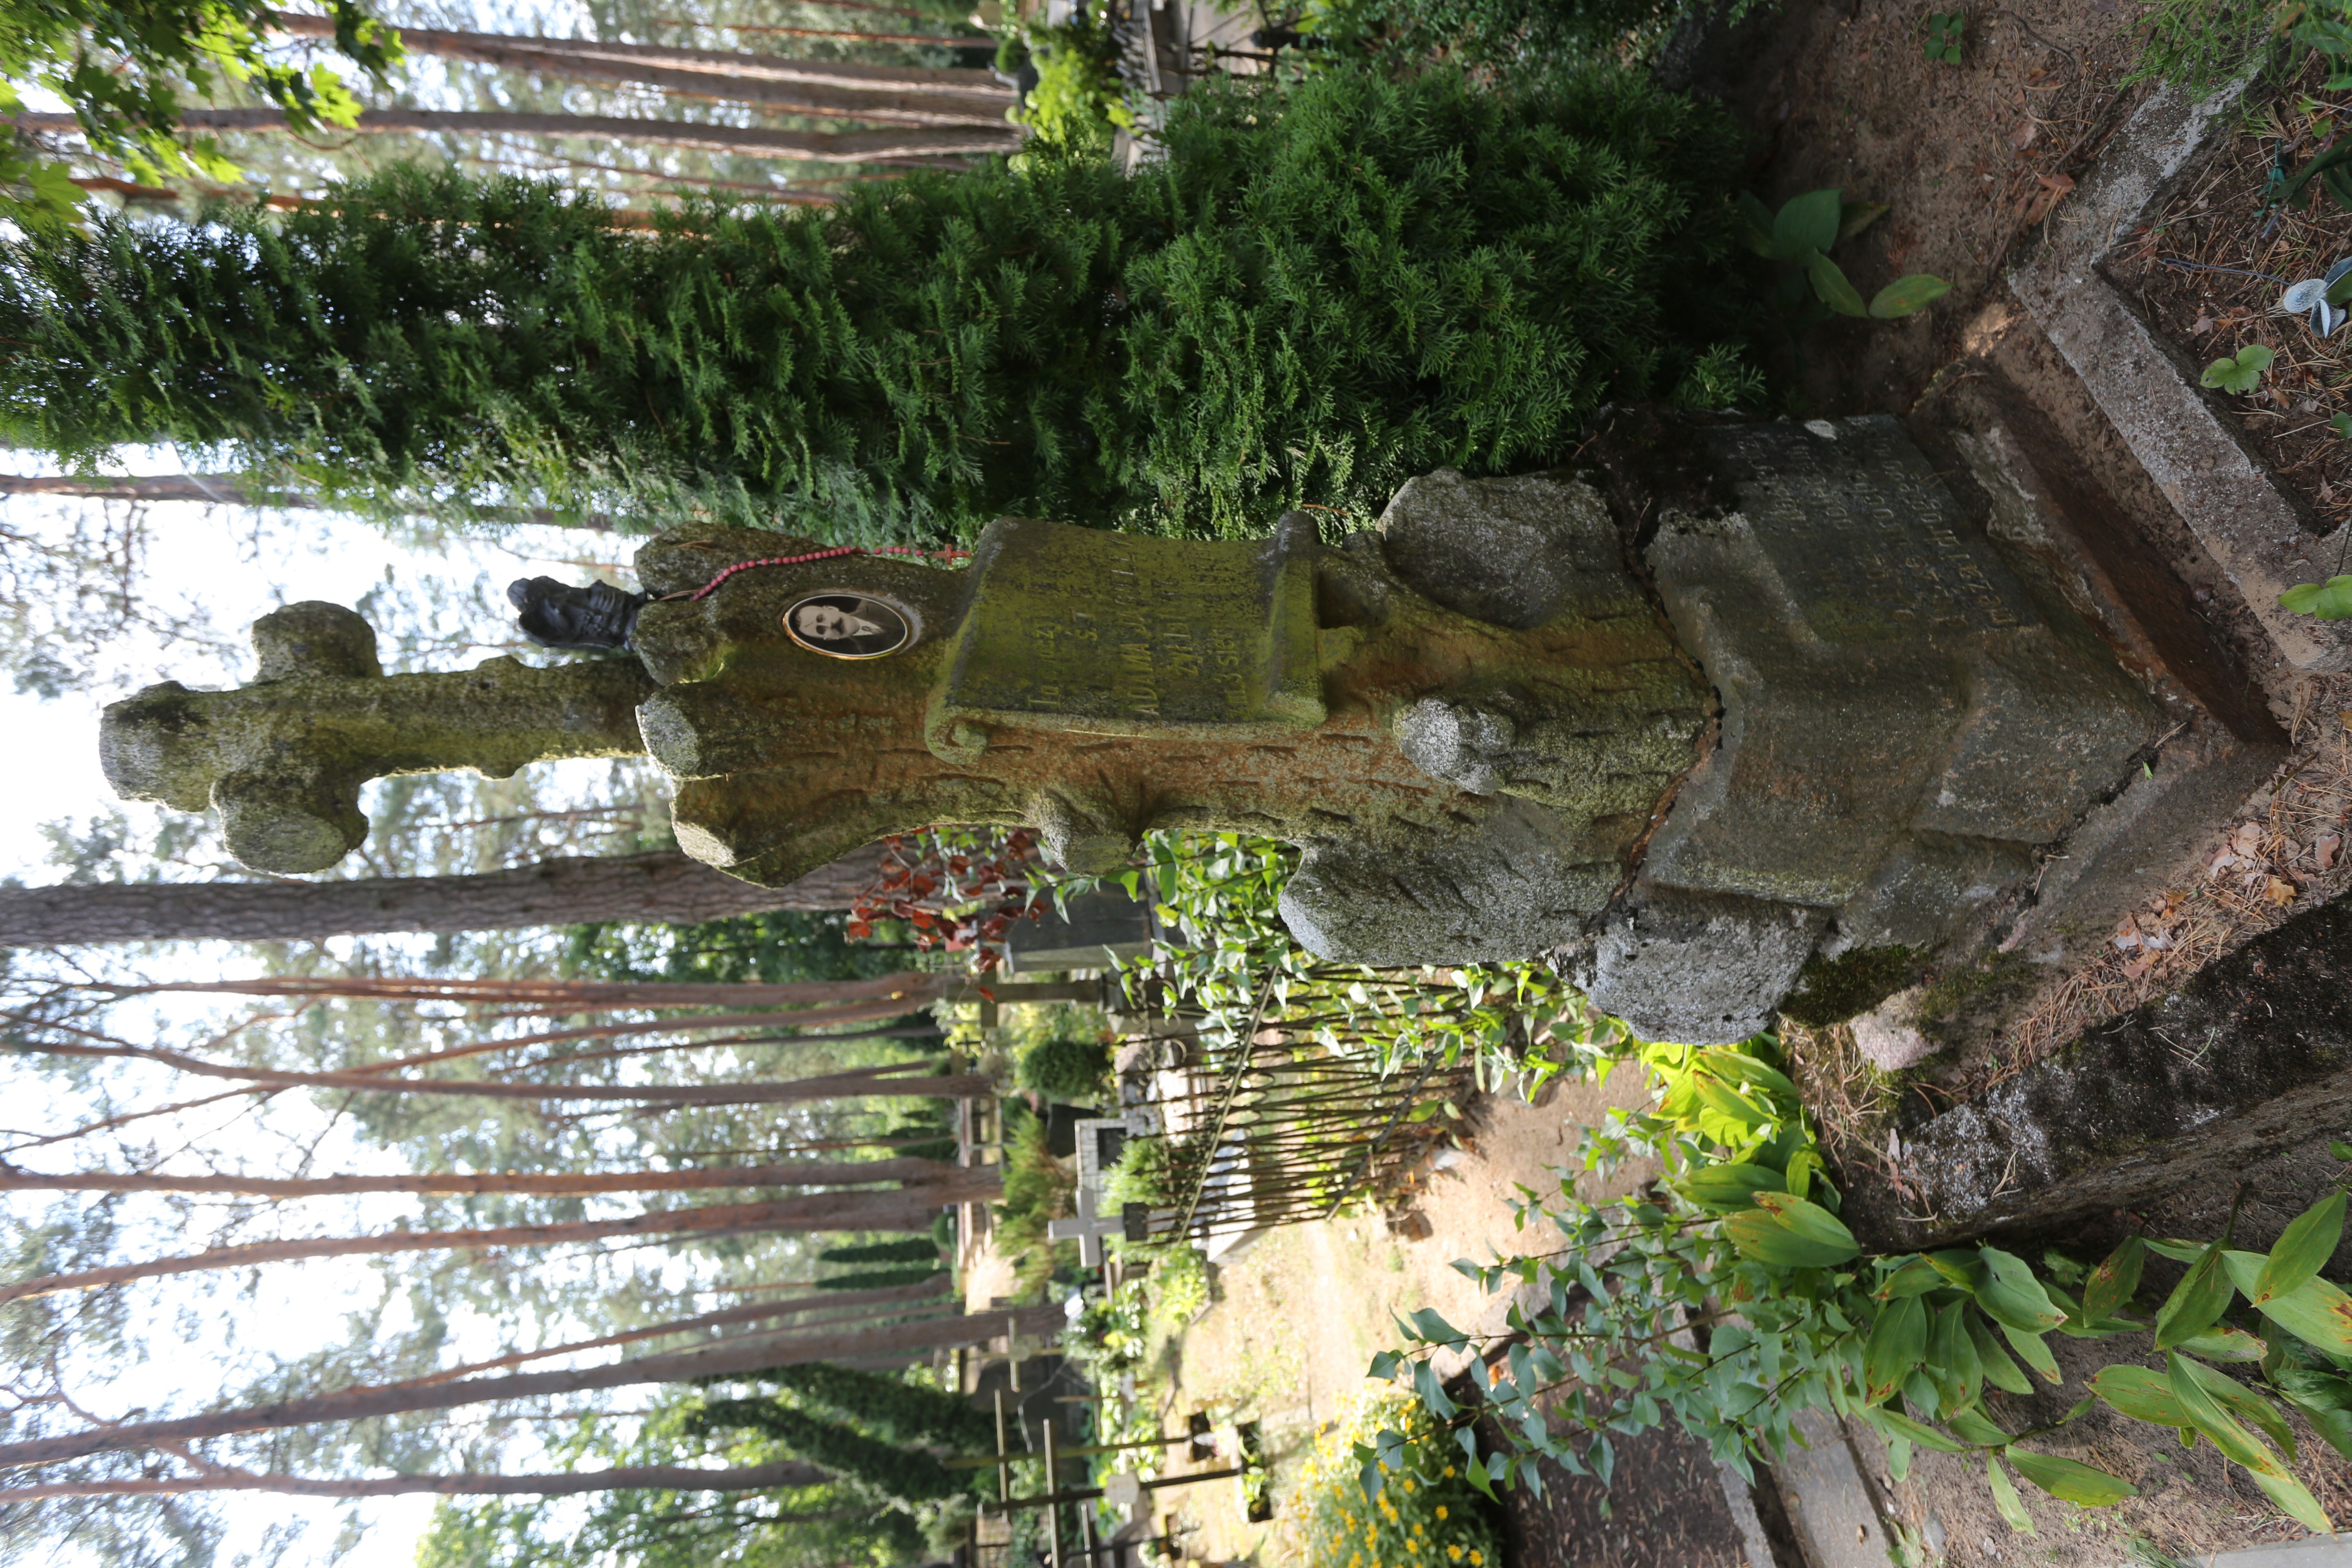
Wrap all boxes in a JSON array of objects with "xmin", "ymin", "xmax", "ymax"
[{"xmin": 102, "ymin": 415, "xmax": 2157, "ymax": 1044}]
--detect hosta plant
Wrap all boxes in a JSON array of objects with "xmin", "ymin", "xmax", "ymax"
[{"xmin": 1738, "ymin": 187, "xmax": 1950, "ymax": 321}]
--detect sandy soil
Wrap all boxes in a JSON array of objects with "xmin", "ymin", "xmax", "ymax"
[{"xmin": 1146, "ymin": 1062, "xmax": 1657, "ymax": 1560}]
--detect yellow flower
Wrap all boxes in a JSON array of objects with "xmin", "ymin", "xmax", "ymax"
[
  {"xmin": 1449, "ymin": 1550, "xmax": 1463, "ymax": 1563},
  {"xmin": 1443, "ymin": 1467, "xmax": 1457, "ymax": 1478},
  {"xmin": 1470, "ymin": 1554, "xmax": 1485, "ymax": 1566},
  {"xmin": 1436, "ymin": 1506, "xmax": 1449, "ymax": 1521}
]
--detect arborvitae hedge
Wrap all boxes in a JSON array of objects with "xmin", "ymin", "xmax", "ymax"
[
  {"xmin": 687, "ymin": 1397, "xmax": 967, "ymax": 1503},
  {"xmin": 755, "ymin": 1361, "xmax": 998, "ymax": 1453},
  {"xmin": 815, "ymin": 1265, "xmax": 946, "ymax": 1292},
  {"xmin": 0, "ymin": 65, "xmax": 1753, "ymax": 540},
  {"xmin": 820, "ymin": 1237, "xmax": 944, "ymax": 1267}
]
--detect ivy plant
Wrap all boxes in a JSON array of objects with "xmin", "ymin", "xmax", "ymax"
[
  {"xmin": 1738, "ymin": 188, "xmax": 1951, "ymax": 322},
  {"xmin": 1372, "ymin": 1029, "xmax": 2352, "ymax": 1550}
]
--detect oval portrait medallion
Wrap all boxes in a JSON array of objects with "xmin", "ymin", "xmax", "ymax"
[{"xmin": 783, "ymin": 592, "xmax": 916, "ymax": 660}]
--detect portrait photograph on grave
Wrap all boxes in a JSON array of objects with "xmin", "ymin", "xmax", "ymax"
[{"xmin": 782, "ymin": 592, "xmax": 915, "ymax": 660}]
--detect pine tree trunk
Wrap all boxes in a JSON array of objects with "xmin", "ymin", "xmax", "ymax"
[
  {"xmin": 388, "ymin": 1275, "xmax": 952, "ymax": 1386},
  {"xmin": 268, "ymin": 12, "xmax": 1015, "ymax": 118},
  {"xmin": 136, "ymin": 965, "xmax": 931, "ymax": 1010},
  {"xmin": 0, "ymin": 472, "xmax": 622, "ymax": 528},
  {"xmin": 8, "ymin": 109, "xmax": 1017, "ymax": 161},
  {"xmin": 0, "ymin": 1156, "xmax": 961, "ymax": 1197},
  {"xmin": 0, "ymin": 1306, "xmax": 1062, "ymax": 1466},
  {"xmin": 0, "ymin": 1170, "xmax": 998, "ymax": 1305},
  {"xmin": 0, "ymin": 1459, "xmax": 831, "ymax": 1501},
  {"xmin": 0, "ymin": 473, "xmax": 290, "ymax": 505},
  {"xmin": 22, "ymin": 1036, "xmax": 991, "ymax": 1107},
  {"xmin": 0, "ymin": 847, "xmax": 883, "ymax": 947}
]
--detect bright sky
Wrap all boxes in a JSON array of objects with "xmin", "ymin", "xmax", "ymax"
[{"xmin": 0, "ymin": 461, "xmax": 647, "ymax": 1568}]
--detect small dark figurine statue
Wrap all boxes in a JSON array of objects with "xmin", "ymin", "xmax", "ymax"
[{"xmin": 507, "ymin": 576, "xmax": 648, "ymax": 650}]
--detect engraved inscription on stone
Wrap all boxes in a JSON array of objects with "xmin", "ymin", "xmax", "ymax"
[
  {"xmin": 1705, "ymin": 419, "xmax": 2036, "ymax": 644},
  {"xmin": 931, "ymin": 515, "xmax": 1323, "ymax": 745}
]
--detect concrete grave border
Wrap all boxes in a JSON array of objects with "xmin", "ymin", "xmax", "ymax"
[{"xmin": 2008, "ymin": 73, "xmax": 2352, "ymax": 673}]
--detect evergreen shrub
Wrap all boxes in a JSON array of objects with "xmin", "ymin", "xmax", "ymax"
[
  {"xmin": 821, "ymin": 1236, "xmax": 943, "ymax": 1266},
  {"xmin": 0, "ymin": 65, "xmax": 1755, "ymax": 541},
  {"xmin": 1008, "ymin": 1004, "xmax": 1114, "ymax": 1105},
  {"xmin": 685, "ymin": 1397, "xmax": 967, "ymax": 1503},
  {"xmin": 751, "ymin": 1361, "xmax": 997, "ymax": 1453},
  {"xmin": 816, "ymin": 1264, "xmax": 947, "ymax": 1291}
]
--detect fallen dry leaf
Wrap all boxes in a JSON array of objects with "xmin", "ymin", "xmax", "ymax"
[
  {"xmin": 2020, "ymin": 172, "xmax": 2076, "ymax": 227},
  {"xmin": 2123, "ymin": 955, "xmax": 2154, "ymax": 980},
  {"xmin": 2232, "ymin": 822, "xmax": 2264, "ymax": 856},
  {"xmin": 2194, "ymin": 312, "xmax": 2216, "ymax": 334},
  {"xmin": 2011, "ymin": 120, "xmax": 2041, "ymax": 151},
  {"xmin": 2319, "ymin": 834, "xmax": 2343, "ymax": 872},
  {"xmin": 2268, "ymin": 877, "xmax": 2299, "ymax": 906}
]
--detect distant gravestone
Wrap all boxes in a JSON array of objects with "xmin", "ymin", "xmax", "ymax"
[
  {"xmin": 1005, "ymin": 886, "xmax": 1158, "ymax": 973},
  {"xmin": 103, "ymin": 416, "xmax": 2156, "ymax": 1041}
]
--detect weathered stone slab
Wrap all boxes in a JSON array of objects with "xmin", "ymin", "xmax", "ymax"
[
  {"xmin": 1702, "ymin": 418, "xmax": 2038, "ymax": 644},
  {"xmin": 1630, "ymin": 417, "xmax": 2156, "ymax": 922},
  {"xmin": 1584, "ymin": 414, "xmax": 2160, "ymax": 1040},
  {"xmin": 1580, "ymin": 889, "xmax": 1826, "ymax": 1045},
  {"xmin": 1845, "ymin": 892, "xmax": 2352, "ymax": 1251},
  {"xmin": 927, "ymin": 514, "xmax": 1324, "ymax": 759}
]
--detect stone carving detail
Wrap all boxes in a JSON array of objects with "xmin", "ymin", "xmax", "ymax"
[
  {"xmin": 102, "ymin": 603, "xmax": 650, "ymax": 874},
  {"xmin": 100, "ymin": 418, "xmax": 2163, "ymax": 1045}
]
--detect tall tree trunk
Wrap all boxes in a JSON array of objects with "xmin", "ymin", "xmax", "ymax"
[
  {"xmin": 0, "ymin": 1306, "xmax": 1062, "ymax": 1466},
  {"xmin": 18, "ymin": 1035, "xmax": 991, "ymax": 1108},
  {"xmin": 388, "ymin": 1276, "xmax": 951, "ymax": 1386},
  {"xmin": 9, "ymin": 110, "xmax": 1017, "ymax": 162},
  {"xmin": 0, "ymin": 1156, "xmax": 960, "ymax": 1197},
  {"xmin": 0, "ymin": 847, "xmax": 883, "ymax": 947},
  {"xmin": 669, "ymin": 24, "xmax": 996, "ymax": 46},
  {"xmin": 0, "ymin": 473, "xmax": 298, "ymax": 505},
  {"xmin": 0, "ymin": 1459, "xmax": 830, "ymax": 1501},
  {"xmin": 0, "ymin": 472, "xmax": 616, "ymax": 528},
  {"xmin": 134, "ymin": 966, "xmax": 936, "ymax": 1011},
  {"xmin": 269, "ymin": 12, "xmax": 1015, "ymax": 120},
  {"xmin": 0, "ymin": 1171, "xmax": 998, "ymax": 1305}
]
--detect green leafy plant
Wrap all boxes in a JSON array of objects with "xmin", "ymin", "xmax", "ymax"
[
  {"xmin": 0, "ymin": 0, "xmax": 399, "ymax": 234},
  {"xmin": 2287, "ymin": 0, "xmax": 2352, "ymax": 89},
  {"xmin": 1007, "ymin": 1004, "xmax": 1116, "ymax": 1105},
  {"xmin": 993, "ymin": 1104, "xmax": 1078, "ymax": 1297},
  {"xmin": 1149, "ymin": 1243, "xmax": 1212, "ymax": 1327},
  {"xmin": 1374, "ymin": 1023, "xmax": 2352, "ymax": 1537},
  {"xmin": 1069, "ymin": 1278, "xmax": 1152, "ymax": 1378},
  {"xmin": 2125, "ymin": 0, "xmax": 2271, "ymax": 97},
  {"xmin": 2202, "ymin": 343, "xmax": 2277, "ymax": 393},
  {"xmin": 1277, "ymin": 1384, "xmax": 1501, "ymax": 1568},
  {"xmin": 1738, "ymin": 188, "xmax": 1951, "ymax": 321},
  {"xmin": 1921, "ymin": 11, "xmax": 1965, "ymax": 62},
  {"xmin": 1011, "ymin": 18, "xmax": 1134, "ymax": 151},
  {"xmin": 2281, "ymin": 575, "xmax": 2352, "ymax": 618}
]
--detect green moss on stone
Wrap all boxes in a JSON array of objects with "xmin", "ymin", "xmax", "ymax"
[{"xmin": 1780, "ymin": 945, "xmax": 1927, "ymax": 1028}]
